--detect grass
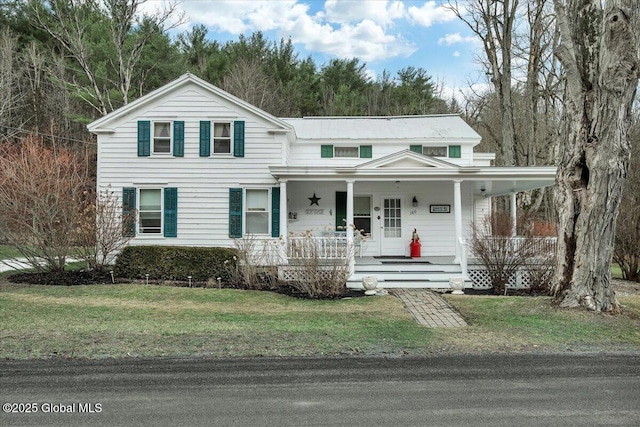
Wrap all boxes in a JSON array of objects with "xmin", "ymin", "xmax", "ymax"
[
  {"xmin": 440, "ymin": 295, "xmax": 640, "ymax": 353},
  {"xmin": 0, "ymin": 283, "xmax": 639, "ymax": 360},
  {"xmin": 0, "ymin": 245, "xmax": 24, "ymax": 261}
]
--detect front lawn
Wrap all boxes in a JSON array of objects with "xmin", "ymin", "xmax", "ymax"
[
  {"xmin": 0, "ymin": 245, "xmax": 24, "ymax": 261},
  {"xmin": 1, "ymin": 283, "xmax": 639, "ymax": 359}
]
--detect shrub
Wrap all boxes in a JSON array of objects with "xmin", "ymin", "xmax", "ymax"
[
  {"xmin": 225, "ymin": 235, "xmax": 283, "ymax": 290},
  {"xmin": 114, "ymin": 246, "xmax": 237, "ymax": 282},
  {"xmin": 284, "ymin": 231, "xmax": 351, "ymax": 299},
  {"xmin": 470, "ymin": 213, "xmax": 540, "ymax": 295}
]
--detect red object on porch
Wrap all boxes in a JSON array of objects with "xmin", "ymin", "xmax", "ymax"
[{"xmin": 410, "ymin": 241, "xmax": 421, "ymax": 258}]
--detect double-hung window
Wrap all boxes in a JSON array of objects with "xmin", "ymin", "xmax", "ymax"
[
  {"xmin": 139, "ymin": 189, "xmax": 162, "ymax": 234},
  {"xmin": 245, "ymin": 189, "xmax": 269, "ymax": 234},
  {"xmin": 213, "ymin": 122, "xmax": 232, "ymax": 154},
  {"xmin": 229, "ymin": 187, "xmax": 279, "ymax": 238},
  {"xmin": 153, "ymin": 122, "xmax": 172, "ymax": 154},
  {"xmin": 353, "ymin": 196, "xmax": 372, "ymax": 235},
  {"xmin": 122, "ymin": 187, "xmax": 178, "ymax": 237}
]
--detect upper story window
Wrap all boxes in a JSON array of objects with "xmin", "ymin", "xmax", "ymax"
[
  {"xmin": 422, "ymin": 146, "xmax": 447, "ymax": 157},
  {"xmin": 411, "ymin": 145, "xmax": 461, "ymax": 159},
  {"xmin": 335, "ymin": 146, "xmax": 359, "ymax": 158},
  {"xmin": 321, "ymin": 145, "xmax": 372, "ymax": 159},
  {"xmin": 213, "ymin": 122, "xmax": 231, "ymax": 154},
  {"xmin": 200, "ymin": 120, "xmax": 245, "ymax": 158},
  {"xmin": 153, "ymin": 122, "xmax": 171, "ymax": 154}
]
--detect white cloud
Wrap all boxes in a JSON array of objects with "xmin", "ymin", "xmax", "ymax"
[
  {"xmin": 438, "ymin": 32, "xmax": 477, "ymax": 45},
  {"xmin": 322, "ymin": 0, "xmax": 406, "ymax": 27},
  {"xmin": 407, "ymin": 1, "xmax": 456, "ymax": 27},
  {"xmin": 453, "ymin": 50, "xmax": 460, "ymax": 57},
  {"xmin": 178, "ymin": 0, "xmax": 420, "ymax": 63}
]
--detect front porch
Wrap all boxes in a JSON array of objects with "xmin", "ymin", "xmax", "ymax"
[{"xmin": 281, "ymin": 237, "xmax": 557, "ymax": 290}]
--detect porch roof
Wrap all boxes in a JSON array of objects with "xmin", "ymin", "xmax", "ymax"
[{"xmin": 269, "ymin": 164, "xmax": 557, "ymax": 196}]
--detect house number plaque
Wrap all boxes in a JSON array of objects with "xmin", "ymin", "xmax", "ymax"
[{"xmin": 430, "ymin": 205, "xmax": 451, "ymax": 213}]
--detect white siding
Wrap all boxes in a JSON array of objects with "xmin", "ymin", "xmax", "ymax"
[
  {"xmin": 97, "ymin": 85, "xmax": 284, "ymax": 248},
  {"xmin": 288, "ymin": 140, "xmax": 476, "ymax": 167}
]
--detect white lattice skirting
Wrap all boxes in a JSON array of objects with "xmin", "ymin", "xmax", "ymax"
[{"xmin": 468, "ymin": 266, "xmax": 552, "ymax": 290}]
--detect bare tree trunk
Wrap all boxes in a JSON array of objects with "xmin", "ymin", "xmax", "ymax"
[
  {"xmin": 448, "ymin": 0, "xmax": 519, "ymax": 166},
  {"xmin": 550, "ymin": 0, "xmax": 639, "ymax": 311}
]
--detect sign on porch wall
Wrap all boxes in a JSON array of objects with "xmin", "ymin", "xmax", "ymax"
[{"xmin": 430, "ymin": 205, "xmax": 451, "ymax": 213}]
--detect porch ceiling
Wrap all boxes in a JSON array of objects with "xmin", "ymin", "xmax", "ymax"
[{"xmin": 269, "ymin": 165, "xmax": 557, "ymax": 195}]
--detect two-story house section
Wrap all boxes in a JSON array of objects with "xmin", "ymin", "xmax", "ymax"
[{"xmin": 88, "ymin": 73, "xmax": 556, "ymax": 286}]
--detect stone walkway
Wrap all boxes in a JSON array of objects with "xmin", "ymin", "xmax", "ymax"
[{"xmin": 391, "ymin": 289, "xmax": 468, "ymax": 328}]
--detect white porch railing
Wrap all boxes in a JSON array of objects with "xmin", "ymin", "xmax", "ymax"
[
  {"xmin": 287, "ymin": 236, "xmax": 350, "ymax": 259},
  {"xmin": 482, "ymin": 236, "xmax": 557, "ymax": 254}
]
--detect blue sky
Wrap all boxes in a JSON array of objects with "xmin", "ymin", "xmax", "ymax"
[{"xmin": 160, "ymin": 1, "xmax": 486, "ymax": 99}]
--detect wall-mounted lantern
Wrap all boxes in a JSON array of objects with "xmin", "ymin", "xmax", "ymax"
[{"xmin": 412, "ymin": 196, "xmax": 418, "ymax": 207}]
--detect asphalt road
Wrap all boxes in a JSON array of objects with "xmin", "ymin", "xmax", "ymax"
[{"xmin": 1, "ymin": 353, "xmax": 639, "ymax": 426}]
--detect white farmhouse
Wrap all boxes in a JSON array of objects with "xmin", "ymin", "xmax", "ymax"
[{"xmin": 88, "ymin": 73, "xmax": 556, "ymax": 288}]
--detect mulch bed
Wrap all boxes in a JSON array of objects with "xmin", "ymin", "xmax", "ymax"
[
  {"xmin": 5, "ymin": 271, "xmax": 363, "ymax": 299},
  {"xmin": 8, "ymin": 270, "xmax": 118, "ymax": 286}
]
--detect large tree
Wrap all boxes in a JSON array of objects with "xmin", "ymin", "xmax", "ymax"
[
  {"xmin": 447, "ymin": 0, "xmax": 519, "ymax": 166},
  {"xmin": 550, "ymin": 0, "xmax": 639, "ymax": 311}
]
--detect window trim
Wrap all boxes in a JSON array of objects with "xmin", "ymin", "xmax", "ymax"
[
  {"xmin": 411, "ymin": 144, "xmax": 462, "ymax": 159},
  {"xmin": 152, "ymin": 121, "xmax": 173, "ymax": 155},
  {"xmin": 421, "ymin": 146, "xmax": 448, "ymax": 157},
  {"xmin": 138, "ymin": 187, "xmax": 163, "ymax": 235},
  {"xmin": 334, "ymin": 146, "xmax": 360, "ymax": 158},
  {"xmin": 353, "ymin": 195, "xmax": 372, "ymax": 236},
  {"xmin": 212, "ymin": 121, "xmax": 233, "ymax": 155},
  {"xmin": 243, "ymin": 188, "xmax": 271, "ymax": 236}
]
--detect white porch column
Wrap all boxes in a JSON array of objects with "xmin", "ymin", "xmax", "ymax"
[
  {"xmin": 279, "ymin": 180, "xmax": 288, "ymax": 264},
  {"xmin": 453, "ymin": 179, "xmax": 463, "ymax": 263},
  {"xmin": 510, "ymin": 192, "xmax": 517, "ymax": 237},
  {"xmin": 346, "ymin": 180, "xmax": 355, "ymax": 274},
  {"xmin": 279, "ymin": 180, "xmax": 288, "ymax": 238},
  {"xmin": 346, "ymin": 180, "xmax": 354, "ymax": 245}
]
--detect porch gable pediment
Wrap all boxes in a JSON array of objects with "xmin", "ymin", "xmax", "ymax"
[{"xmin": 356, "ymin": 149, "xmax": 459, "ymax": 170}]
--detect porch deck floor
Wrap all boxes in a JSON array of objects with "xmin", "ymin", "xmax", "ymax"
[
  {"xmin": 355, "ymin": 256, "xmax": 481, "ymax": 266},
  {"xmin": 355, "ymin": 256, "xmax": 456, "ymax": 265},
  {"xmin": 390, "ymin": 289, "xmax": 468, "ymax": 328}
]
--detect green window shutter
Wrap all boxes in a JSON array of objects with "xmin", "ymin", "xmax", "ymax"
[
  {"xmin": 163, "ymin": 187, "xmax": 178, "ymax": 238},
  {"xmin": 122, "ymin": 187, "xmax": 136, "ymax": 237},
  {"xmin": 449, "ymin": 145, "xmax": 461, "ymax": 158},
  {"xmin": 360, "ymin": 145, "xmax": 372, "ymax": 158},
  {"xmin": 335, "ymin": 191, "xmax": 347, "ymax": 231},
  {"xmin": 271, "ymin": 187, "xmax": 280, "ymax": 238},
  {"xmin": 137, "ymin": 121, "xmax": 150, "ymax": 157},
  {"xmin": 229, "ymin": 188, "xmax": 243, "ymax": 238},
  {"xmin": 234, "ymin": 121, "xmax": 245, "ymax": 157},
  {"xmin": 173, "ymin": 121, "xmax": 184, "ymax": 157},
  {"xmin": 410, "ymin": 145, "xmax": 422, "ymax": 154},
  {"xmin": 199, "ymin": 121, "xmax": 211, "ymax": 157},
  {"xmin": 321, "ymin": 145, "xmax": 334, "ymax": 158}
]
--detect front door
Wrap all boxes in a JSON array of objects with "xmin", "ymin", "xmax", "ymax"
[{"xmin": 381, "ymin": 196, "xmax": 404, "ymax": 256}]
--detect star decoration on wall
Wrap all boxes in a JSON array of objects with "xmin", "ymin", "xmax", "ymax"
[{"xmin": 308, "ymin": 193, "xmax": 321, "ymax": 206}]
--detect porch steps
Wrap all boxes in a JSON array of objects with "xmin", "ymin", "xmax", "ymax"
[{"xmin": 347, "ymin": 263, "xmax": 472, "ymax": 289}]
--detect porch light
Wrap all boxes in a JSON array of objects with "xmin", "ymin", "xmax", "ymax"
[{"xmin": 412, "ymin": 196, "xmax": 418, "ymax": 207}]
